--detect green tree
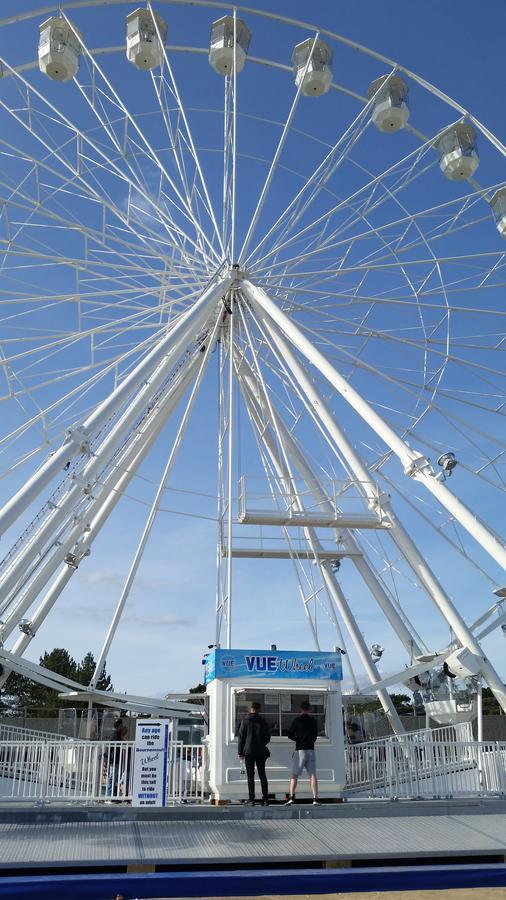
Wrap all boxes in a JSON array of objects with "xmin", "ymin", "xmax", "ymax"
[
  {"xmin": 481, "ymin": 687, "xmax": 501, "ymax": 715},
  {"xmin": 76, "ymin": 651, "xmax": 113, "ymax": 692},
  {"xmin": 390, "ymin": 693, "xmax": 414, "ymax": 715},
  {"xmin": 187, "ymin": 682, "xmax": 206, "ymax": 705}
]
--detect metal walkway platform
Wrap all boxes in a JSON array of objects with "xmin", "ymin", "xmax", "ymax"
[{"xmin": 0, "ymin": 799, "xmax": 505, "ymax": 870}]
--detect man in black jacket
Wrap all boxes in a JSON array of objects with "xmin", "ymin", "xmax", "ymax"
[
  {"xmin": 286, "ymin": 700, "xmax": 319, "ymax": 804},
  {"xmin": 237, "ymin": 702, "xmax": 271, "ymax": 805}
]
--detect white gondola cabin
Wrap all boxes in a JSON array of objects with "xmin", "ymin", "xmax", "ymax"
[
  {"xmin": 292, "ymin": 38, "xmax": 333, "ymax": 97},
  {"xmin": 204, "ymin": 647, "xmax": 345, "ymax": 802},
  {"xmin": 38, "ymin": 17, "xmax": 82, "ymax": 82},
  {"xmin": 490, "ymin": 187, "xmax": 506, "ymax": 238},
  {"xmin": 368, "ymin": 74, "xmax": 409, "ymax": 132},
  {"xmin": 126, "ymin": 8, "xmax": 167, "ymax": 71},
  {"xmin": 209, "ymin": 16, "xmax": 251, "ymax": 75},
  {"xmin": 436, "ymin": 123, "xmax": 479, "ymax": 180}
]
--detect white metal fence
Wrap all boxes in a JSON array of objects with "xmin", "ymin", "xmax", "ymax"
[
  {"xmin": 346, "ymin": 739, "xmax": 506, "ymax": 798},
  {"xmin": 350, "ymin": 721, "xmax": 473, "ymax": 748},
  {"xmin": 0, "ymin": 739, "xmax": 205, "ymax": 804},
  {"xmin": 0, "ymin": 722, "xmax": 70, "ymax": 743},
  {"xmin": 1, "ymin": 728, "xmax": 504, "ymax": 804}
]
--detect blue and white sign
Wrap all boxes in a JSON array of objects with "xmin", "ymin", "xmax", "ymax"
[
  {"xmin": 205, "ymin": 648, "xmax": 342, "ymax": 683},
  {"xmin": 132, "ymin": 719, "xmax": 169, "ymax": 808}
]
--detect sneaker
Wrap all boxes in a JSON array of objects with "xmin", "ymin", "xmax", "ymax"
[
  {"xmin": 285, "ymin": 797, "xmax": 295, "ymax": 805},
  {"xmin": 312, "ymin": 799, "xmax": 321, "ymax": 805},
  {"xmin": 244, "ymin": 800, "xmax": 255, "ymax": 806}
]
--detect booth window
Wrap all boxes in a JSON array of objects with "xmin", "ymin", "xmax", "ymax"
[{"xmin": 234, "ymin": 691, "xmax": 327, "ymax": 738}]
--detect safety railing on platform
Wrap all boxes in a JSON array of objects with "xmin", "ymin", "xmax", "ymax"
[
  {"xmin": 0, "ymin": 722, "xmax": 70, "ymax": 743},
  {"xmin": 348, "ymin": 721, "xmax": 473, "ymax": 747},
  {"xmin": 0, "ymin": 739, "xmax": 205, "ymax": 804},
  {"xmin": 345, "ymin": 739, "xmax": 506, "ymax": 798}
]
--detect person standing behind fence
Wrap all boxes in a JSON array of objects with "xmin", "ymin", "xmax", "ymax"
[
  {"xmin": 107, "ymin": 717, "xmax": 128, "ymax": 800},
  {"xmin": 237, "ymin": 702, "xmax": 271, "ymax": 806},
  {"xmin": 286, "ymin": 700, "xmax": 319, "ymax": 805}
]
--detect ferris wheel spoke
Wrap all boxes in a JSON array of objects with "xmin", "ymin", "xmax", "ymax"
[
  {"xmin": 249, "ymin": 124, "xmax": 444, "ymax": 272},
  {"xmin": 267, "ymin": 281, "xmax": 506, "ymax": 314},
  {"xmin": 0, "ymin": 276, "xmax": 213, "ymax": 467},
  {"xmin": 90, "ymin": 306, "xmax": 222, "ymax": 686},
  {"xmin": 0, "ymin": 60, "xmax": 217, "ymax": 274},
  {"xmin": 239, "ymin": 34, "xmax": 327, "ymax": 264},
  {"xmin": 60, "ymin": 11, "xmax": 223, "ymax": 267},
  {"xmin": 293, "ymin": 323, "xmax": 505, "ymax": 437},
  {"xmin": 145, "ymin": 2, "xmax": 225, "ymax": 261},
  {"xmin": 250, "ymin": 172, "xmax": 500, "ymax": 282},
  {"xmin": 293, "ymin": 304, "xmax": 505, "ymax": 383},
  {"xmin": 0, "ymin": 321, "xmax": 178, "ymax": 469},
  {"xmin": 0, "ymin": 291, "xmax": 174, "ymax": 369},
  {"xmin": 244, "ymin": 69, "xmax": 395, "ymax": 267},
  {"xmin": 0, "ymin": 162, "xmax": 210, "ymax": 286},
  {"xmin": 380, "ymin": 470, "xmax": 500, "ymax": 581}
]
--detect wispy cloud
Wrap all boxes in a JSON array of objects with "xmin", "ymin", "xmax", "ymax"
[
  {"xmin": 82, "ymin": 570, "xmax": 167, "ymax": 591},
  {"xmin": 123, "ymin": 612, "xmax": 196, "ymax": 628}
]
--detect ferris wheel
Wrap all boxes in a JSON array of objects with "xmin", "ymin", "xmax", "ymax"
[{"xmin": 0, "ymin": 1, "xmax": 504, "ymax": 730}]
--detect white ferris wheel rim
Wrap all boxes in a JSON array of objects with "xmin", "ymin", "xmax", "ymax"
[
  {"xmin": 0, "ymin": 1, "xmax": 503, "ymax": 714},
  {"xmin": 0, "ymin": 2, "xmax": 503, "ymax": 449}
]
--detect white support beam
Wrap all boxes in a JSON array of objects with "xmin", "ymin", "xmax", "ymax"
[
  {"xmin": 239, "ymin": 308, "xmax": 424, "ymax": 658},
  {"xmin": 227, "ymin": 548, "xmax": 361, "ymax": 560},
  {"xmin": 90, "ymin": 311, "xmax": 222, "ymax": 688},
  {"xmin": 241, "ymin": 292, "xmax": 506, "ymax": 713},
  {"xmin": 238, "ymin": 510, "xmax": 386, "ymax": 528},
  {"xmin": 0, "ymin": 273, "xmax": 231, "ymax": 537},
  {"xmin": 0, "ymin": 284, "xmax": 229, "ymax": 605},
  {"xmin": 237, "ymin": 360, "xmax": 404, "ymax": 733},
  {"xmin": 359, "ymin": 654, "xmax": 449, "ymax": 693},
  {"xmin": 0, "ymin": 352, "xmax": 201, "ymax": 686},
  {"xmin": 0, "ymin": 648, "xmax": 201, "ymax": 717},
  {"xmin": 243, "ymin": 280, "xmax": 506, "ymax": 570}
]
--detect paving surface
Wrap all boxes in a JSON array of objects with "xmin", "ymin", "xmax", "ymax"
[{"xmin": 0, "ymin": 799, "xmax": 504, "ymax": 869}]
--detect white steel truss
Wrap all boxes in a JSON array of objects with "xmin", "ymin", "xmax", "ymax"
[{"xmin": 0, "ymin": 2, "xmax": 503, "ymax": 721}]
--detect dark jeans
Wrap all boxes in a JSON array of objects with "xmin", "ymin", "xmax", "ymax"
[{"xmin": 244, "ymin": 753, "xmax": 268, "ymax": 801}]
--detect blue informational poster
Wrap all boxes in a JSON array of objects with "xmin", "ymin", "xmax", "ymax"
[
  {"xmin": 205, "ymin": 648, "xmax": 342, "ymax": 683},
  {"xmin": 132, "ymin": 720, "xmax": 169, "ymax": 808}
]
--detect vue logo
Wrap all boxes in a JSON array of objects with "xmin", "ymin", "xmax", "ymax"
[{"xmin": 245, "ymin": 655, "xmax": 278, "ymax": 672}]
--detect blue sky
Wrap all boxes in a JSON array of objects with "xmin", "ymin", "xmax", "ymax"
[{"xmin": 0, "ymin": 0, "xmax": 504, "ymax": 702}]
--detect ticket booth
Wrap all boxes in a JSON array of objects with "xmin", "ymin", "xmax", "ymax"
[{"xmin": 205, "ymin": 647, "xmax": 345, "ymax": 802}]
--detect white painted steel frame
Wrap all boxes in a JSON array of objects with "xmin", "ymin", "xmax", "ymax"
[
  {"xmin": 0, "ymin": 274, "xmax": 231, "ymax": 537},
  {"xmin": 235, "ymin": 352, "xmax": 404, "ymax": 733},
  {"xmin": 236, "ymin": 328, "xmax": 425, "ymax": 664},
  {"xmin": 0, "ymin": 351, "xmax": 202, "ymax": 682},
  {"xmin": 0, "ymin": 1, "xmax": 502, "ymax": 722},
  {"xmin": 242, "ymin": 282, "xmax": 506, "ymax": 713},
  {"xmin": 243, "ymin": 281, "xmax": 506, "ymax": 571},
  {"xmin": 1, "ymin": 1, "xmax": 504, "ymax": 160}
]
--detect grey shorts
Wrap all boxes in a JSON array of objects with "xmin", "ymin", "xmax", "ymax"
[{"xmin": 291, "ymin": 749, "xmax": 316, "ymax": 777}]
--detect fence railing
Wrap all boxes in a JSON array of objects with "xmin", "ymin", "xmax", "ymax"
[
  {"xmin": 1, "ymin": 730, "xmax": 504, "ymax": 804},
  {"xmin": 0, "ymin": 722, "xmax": 70, "ymax": 743},
  {"xmin": 0, "ymin": 739, "xmax": 205, "ymax": 804},
  {"xmin": 348, "ymin": 721, "xmax": 473, "ymax": 748},
  {"xmin": 346, "ymin": 739, "xmax": 506, "ymax": 799}
]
